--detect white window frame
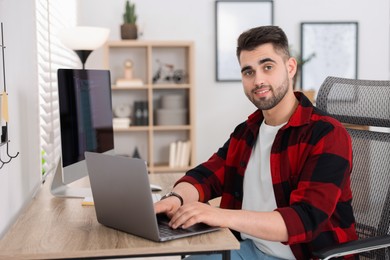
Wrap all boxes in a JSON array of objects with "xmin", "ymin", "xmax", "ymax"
[{"xmin": 36, "ymin": 0, "xmax": 79, "ymax": 178}]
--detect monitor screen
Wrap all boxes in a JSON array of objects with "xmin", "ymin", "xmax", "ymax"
[{"xmin": 57, "ymin": 69, "xmax": 114, "ymax": 185}]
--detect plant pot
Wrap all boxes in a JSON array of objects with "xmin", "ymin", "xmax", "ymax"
[{"xmin": 121, "ymin": 23, "xmax": 138, "ymax": 40}]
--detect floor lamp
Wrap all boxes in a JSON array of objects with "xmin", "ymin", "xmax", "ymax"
[{"xmin": 59, "ymin": 26, "xmax": 110, "ymax": 69}]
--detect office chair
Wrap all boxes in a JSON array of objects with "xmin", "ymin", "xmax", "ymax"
[{"xmin": 313, "ymin": 76, "xmax": 390, "ymax": 259}]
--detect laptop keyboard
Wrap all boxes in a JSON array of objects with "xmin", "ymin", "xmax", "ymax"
[
  {"xmin": 158, "ymin": 222, "xmax": 196, "ymax": 237},
  {"xmin": 157, "ymin": 214, "xmax": 196, "ymax": 237},
  {"xmin": 156, "ymin": 214, "xmax": 216, "ymax": 238}
]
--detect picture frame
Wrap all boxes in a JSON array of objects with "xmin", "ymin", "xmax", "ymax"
[
  {"xmin": 300, "ymin": 22, "xmax": 359, "ymax": 94},
  {"xmin": 215, "ymin": 0, "xmax": 274, "ymax": 82}
]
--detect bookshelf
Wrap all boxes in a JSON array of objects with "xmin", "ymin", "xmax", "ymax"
[{"xmin": 104, "ymin": 40, "xmax": 195, "ymax": 173}]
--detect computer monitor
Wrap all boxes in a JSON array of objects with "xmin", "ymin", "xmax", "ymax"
[{"xmin": 51, "ymin": 69, "xmax": 114, "ymax": 197}]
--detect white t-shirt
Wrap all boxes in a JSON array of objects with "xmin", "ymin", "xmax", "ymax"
[{"xmin": 241, "ymin": 121, "xmax": 295, "ymax": 260}]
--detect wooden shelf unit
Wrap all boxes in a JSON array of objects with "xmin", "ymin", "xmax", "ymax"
[{"xmin": 104, "ymin": 40, "xmax": 196, "ymax": 174}]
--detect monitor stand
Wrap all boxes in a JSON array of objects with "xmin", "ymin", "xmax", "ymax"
[
  {"xmin": 50, "ymin": 158, "xmax": 92, "ymax": 198},
  {"xmin": 50, "ymin": 153, "xmax": 162, "ymax": 197}
]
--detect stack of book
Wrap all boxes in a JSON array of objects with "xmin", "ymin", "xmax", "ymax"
[
  {"xmin": 168, "ymin": 140, "xmax": 191, "ymax": 168},
  {"xmin": 113, "ymin": 118, "xmax": 130, "ymax": 129}
]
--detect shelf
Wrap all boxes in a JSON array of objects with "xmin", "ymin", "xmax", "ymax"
[
  {"xmin": 149, "ymin": 164, "xmax": 192, "ymax": 173},
  {"xmin": 113, "ymin": 125, "xmax": 191, "ymax": 132},
  {"xmin": 107, "ymin": 40, "xmax": 194, "ymax": 48},
  {"xmin": 153, "ymin": 125, "xmax": 191, "ymax": 131},
  {"xmin": 111, "ymin": 84, "xmax": 191, "ymax": 90},
  {"xmin": 152, "ymin": 84, "xmax": 191, "ymax": 89},
  {"xmin": 105, "ymin": 40, "xmax": 195, "ymax": 174},
  {"xmin": 114, "ymin": 126, "xmax": 149, "ymax": 132},
  {"xmin": 112, "ymin": 85, "xmax": 147, "ymax": 90}
]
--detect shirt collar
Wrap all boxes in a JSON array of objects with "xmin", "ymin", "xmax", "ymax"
[{"xmin": 246, "ymin": 91, "xmax": 314, "ymax": 131}]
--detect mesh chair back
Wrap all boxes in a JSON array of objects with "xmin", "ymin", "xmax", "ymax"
[
  {"xmin": 317, "ymin": 77, "xmax": 390, "ymax": 259},
  {"xmin": 316, "ymin": 77, "xmax": 390, "ymax": 127}
]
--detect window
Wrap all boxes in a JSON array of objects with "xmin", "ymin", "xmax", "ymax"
[{"xmin": 36, "ymin": 0, "xmax": 79, "ymax": 177}]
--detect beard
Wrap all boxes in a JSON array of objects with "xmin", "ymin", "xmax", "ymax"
[{"xmin": 247, "ymin": 75, "xmax": 290, "ymax": 110}]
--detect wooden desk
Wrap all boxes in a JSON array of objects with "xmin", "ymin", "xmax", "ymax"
[{"xmin": 0, "ymin": 173, "xmax": 239, "ymax": 260}]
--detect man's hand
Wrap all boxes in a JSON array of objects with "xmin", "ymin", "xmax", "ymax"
[
  {"xmin": 154, "ymin": 182, "xmax": 200, "ymax": 218},
  {"xmin": 160, "ymin": 200, "xmax": 289, "ymax": 242},
  {"xmin": 168, "ymin": 202, "xmax": 224, "ymax": 229},
  {"xmin": 156, "ymin": 196, "xmax": 289, "ymax": 242},
  {"xmin": 154, "ymin": 196, "xmax": 182, "ymax": 218}
]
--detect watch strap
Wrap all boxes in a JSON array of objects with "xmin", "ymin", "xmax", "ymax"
[{"xmin": 161, "ymin": 191, "xmax": 184, "ymax": 206}]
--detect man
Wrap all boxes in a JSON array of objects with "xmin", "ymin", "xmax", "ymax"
[{"xmin": 155, "ymin": 25, "xmax": 357, "ymax": 259}]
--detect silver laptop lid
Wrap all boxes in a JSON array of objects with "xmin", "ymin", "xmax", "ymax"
[{"xmin": 84, "ymin": 151, "xmax": 160, "ymax": 241}]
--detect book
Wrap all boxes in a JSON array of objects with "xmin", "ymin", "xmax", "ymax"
[
  {"xmin": 133, "ymin": 101, "xmax": 148, "ymax": 126},
  {"xmin": 175, "ymin": 141, "xmax": 184, "ymax": 167},
  {"xmin": 168, "ymin": 140, "xmax": 191, "ymax": 168},
  {"xmin": 141, "ymin": 101, "xmax": 148, "ymax": 125},
  {"xmin": 115, "ymin": 78, "xmax": 144, "ymax": 87},
  {"xmin": 181, "ymin": 141, "xmax": 191, "ymax": 167},
  {"xmin": 169, "ymin": 142, "xmax": 176, "ymax": 167}
]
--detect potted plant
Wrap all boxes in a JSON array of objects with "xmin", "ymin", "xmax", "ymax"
[{"xmin": 121, "ymin": 0, "xmax": 138, "ymax": 39}]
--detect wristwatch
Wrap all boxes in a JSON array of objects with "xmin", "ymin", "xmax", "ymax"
[{"xmin": 160, "ymin": 191, "xmax": 184, "ymax": 206}]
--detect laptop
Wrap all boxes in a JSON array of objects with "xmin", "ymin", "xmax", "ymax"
[{"xmin": 84, "ymin": 151, "xmax": 220, "ymax": 242}]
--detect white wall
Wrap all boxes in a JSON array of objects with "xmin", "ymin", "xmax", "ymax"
[
  {"xmin": 0, "ymin": 0, "xmax": 41, "ymax": 237},
  {"xmin": 0, "ymin": 0, "xmax": 389, "ymax": 238},
  {"xmin": 79, "ymin": 0, "xmax": 390, "ymax": 163}
]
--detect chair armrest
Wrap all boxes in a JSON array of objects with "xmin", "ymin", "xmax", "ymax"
[{"xmin": 313, "ymin": 234, "xmax": 390, "ymax": 260}]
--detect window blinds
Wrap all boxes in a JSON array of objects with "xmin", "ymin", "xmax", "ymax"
[{"xmin": 36, "ymin": 0, "xmax": 78, "ymax": 177}]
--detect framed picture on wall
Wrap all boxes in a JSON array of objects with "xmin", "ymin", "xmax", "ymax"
[
  {"xmin": 215, "ymin": 0, "xmax": 273, "ymax": 82},
  {"xmin": 300, "ymin": 22, "xmax": 358, "ymax": 92}
]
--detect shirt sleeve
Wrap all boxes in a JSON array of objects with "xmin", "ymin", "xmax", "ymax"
[
  {"xmin": 276, "ymin": 122, "xmax": 353, "ymax": 244},
  {"xmin": 175, "ymin": 138, "xmax": 231, "ymax": 202}
]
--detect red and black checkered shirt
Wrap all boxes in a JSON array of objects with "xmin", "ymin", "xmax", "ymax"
[{"xmin": 177, "ymin": 92, "xmax": 357, "ymax": 259}]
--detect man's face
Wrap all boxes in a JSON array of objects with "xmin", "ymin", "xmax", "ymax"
[{"xmin": 239, "ymin": 43, "xmax": 296, "ymax": 110}]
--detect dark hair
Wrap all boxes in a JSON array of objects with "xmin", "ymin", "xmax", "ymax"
[{"xmin": 236, "ymin": 25, "xmax": 290, "ymax": 60}]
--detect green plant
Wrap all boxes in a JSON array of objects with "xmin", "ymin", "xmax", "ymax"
[
  {"xmin": 123, "ymin": 0, "xmax": 137, "ymax": 24},
  {"xmin": 289, "ymin": 46, "xmax": 316, "ymax": 90},
  {"xmin": 289, "ymin": 46, "xmax": 316, "ymax": 67},
  {"xmin": 41, "ymin": 150, "xmax": 46, "ymax": 175}
]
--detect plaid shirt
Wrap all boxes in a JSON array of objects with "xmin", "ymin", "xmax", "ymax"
[{"xmin": 177, "ymin": 92, "xmax": 357, "ymax": 259}]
